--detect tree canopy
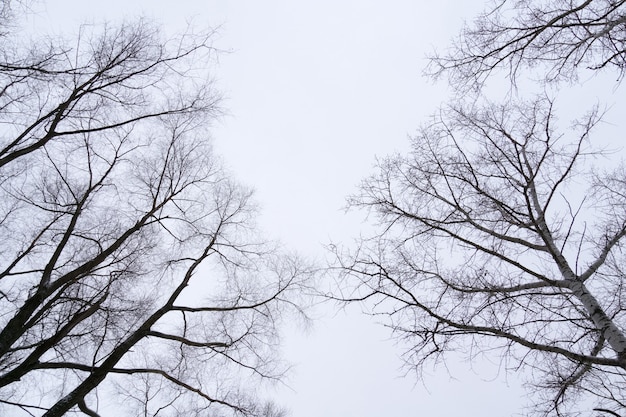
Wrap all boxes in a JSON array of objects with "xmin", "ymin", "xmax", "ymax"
[
  {"xmin": 0, "ymin": 4, "xmax": 308, "ymax": 416},
  {"xmin": 429, "ymin": 0, "xmax": 626, "ymax": 91},
  {"xmin": 336, "ymin": 1, "xmax": 626, "ymax": 416}
]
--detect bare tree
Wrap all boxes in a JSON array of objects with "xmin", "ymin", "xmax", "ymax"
[
  {"xmin": 0, "ymin": 5, "xmax": 309, "ymax": 417},
  {"xmin": 333, "ymin": 96, "xmax": 626, "ymax": 416},
  {"xmin": 428, "ymin": 0, "xmax": 626, "ymax": 91}
]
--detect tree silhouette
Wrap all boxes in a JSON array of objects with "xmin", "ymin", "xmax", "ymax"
[
  {"xmin": 0, "ymin": 5, "xmax": 308, "ymax": 416},
  {"xmin": 335, "ymin": 96, "xmax": 626, "ymax": 415}
]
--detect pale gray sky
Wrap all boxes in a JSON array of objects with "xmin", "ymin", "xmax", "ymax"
[{"xmin": 38, "ymin": 1, "xmax": 533, "ymax": 415}]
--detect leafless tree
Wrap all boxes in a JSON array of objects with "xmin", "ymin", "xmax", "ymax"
[
  {"xmin": 0, "ymin": 5, "xmax": 309, "ymax": 417},
  {"xmin": 333, "ymin": 96, "xmax": 626, "ymax": 416},
  {"xmin": 428, "ymin": 0, "xmax": 626, "ymax": 91}
]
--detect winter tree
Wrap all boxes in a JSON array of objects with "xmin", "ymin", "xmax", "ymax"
[
  {"xmin": 335, "ymin": 1, "xmax": 626, "ymax": 416},
  {"xmin": 334, "ymin": 96, "xmax": 626, "ymax": 415},
  {"xmin": 0, "ymin": 3, "xmax": 308, "ymax": 416},
  {"xmin": 429, "ymin": 0, "xmax": 626, "ymax": 91}
]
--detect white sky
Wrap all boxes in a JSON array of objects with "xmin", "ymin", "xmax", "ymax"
[{"xmin": 36, "ymin": 1, "xmax": 538, "ymax": 415}]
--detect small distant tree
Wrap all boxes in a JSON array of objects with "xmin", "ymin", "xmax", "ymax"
[
  {"xmin": 0, "ymin": 3, "xmax": 308, "ymax": 416},
  {"xmin": 334, "ymin": 96, "xmax": 626, "ymax": 416}
]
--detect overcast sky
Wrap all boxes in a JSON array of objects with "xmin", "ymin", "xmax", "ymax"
[{"xmin": 37, "ymin": 1, "xmax": 538, "ymax": 415}]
